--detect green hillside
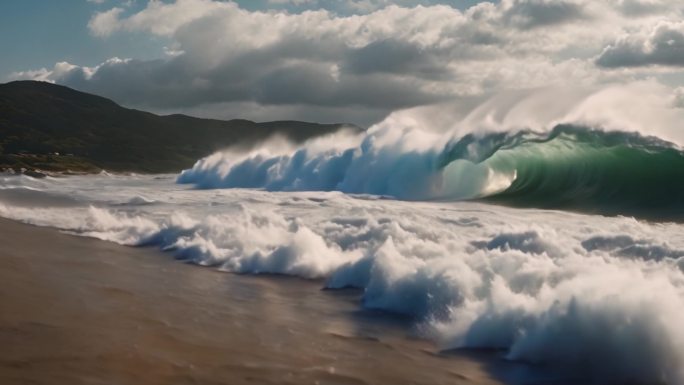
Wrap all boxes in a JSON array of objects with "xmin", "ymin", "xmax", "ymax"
[{"xmin": 0, "ymin": 81, "xmax": 360, "ymax": 174}]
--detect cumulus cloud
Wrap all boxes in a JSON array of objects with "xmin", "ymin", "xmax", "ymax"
[
  {"xmin": 673, "ymin": 86, "xmax": 684, "ymax": 108},
  {"xmin": 9, "ymin": 0, "xmax": 684, "ymax": 124},
  {"xmin": 597, "ymin": 21, "xmax": 684, "ymax": 68},
  {"xmin": 9, "ymin": 62, "xmax": 85, "ymax": 83},
  {"xmin": 88, "ymin": 7, "xmax": 124, "ymax": 37}
]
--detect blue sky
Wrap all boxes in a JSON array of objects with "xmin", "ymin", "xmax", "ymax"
[
  {"xmin": 0, "ymin": 0, "xmax": 483, "ymax": 78},
  {"xmin": 0, "ymin": 1, "xmax": 162, "ymax": 77},
  {"xmin": 2, "ymin": 0, "xmax": 683, "ymax": 125}
]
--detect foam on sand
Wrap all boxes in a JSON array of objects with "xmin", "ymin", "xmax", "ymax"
[{"xmin": 2, "ymin": 174, "xmax": 684, "ymax": 383}]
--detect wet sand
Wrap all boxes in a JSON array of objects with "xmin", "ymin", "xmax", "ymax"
[{"xmin": 0, "ymin": 218, "xmax": 509, "ymax": 385}]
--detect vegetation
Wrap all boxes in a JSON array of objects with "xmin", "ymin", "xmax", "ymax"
[{"xmin": 0, "ymin": 81, "xmax": 361, "ymax": 174}]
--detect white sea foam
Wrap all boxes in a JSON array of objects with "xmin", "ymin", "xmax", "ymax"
[
  {"xmin": 4, "ymin": 82, "xmax": 684, "ymax": 383},
  {"xmin": 178, "ymin": 82, "xmax": 684, "ymax": 201},
  {"xmin": 1, "ymin": 174, "xmax": 684, "ymax": 383}
]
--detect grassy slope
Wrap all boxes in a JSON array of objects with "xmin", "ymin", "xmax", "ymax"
[{"xmin": 0, "ymin": 81, "xmax": 360, "ymax": 173}]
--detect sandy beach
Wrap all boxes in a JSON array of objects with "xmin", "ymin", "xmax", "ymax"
[{"xmin": 0, "ymin": 218, "xmax": 509, "ymax": 385}]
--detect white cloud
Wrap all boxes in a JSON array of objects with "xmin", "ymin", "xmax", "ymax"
[
  {"xmin": 10, "ymin": 0, "xmax": 684, "ymax": 124},
  {"xmin": 9, "ymin": 62, "xmax": 82, "ymax": 82},
  {"xmin": 597, "ymin": 21, "xmax": 684, "ymax": 68},
  {"xmin": 88, "ymin": 7, "xmax": 124, "ymax": 37},
  {"xmin": 673, "ymin": 86, "xmax": 684, "ymax": 108},
  {"xmin": 88, "ymin": 0, "xmax": 232, "ymax": 38}
]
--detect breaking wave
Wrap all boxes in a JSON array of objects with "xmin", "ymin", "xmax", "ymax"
[
  {"xmin": 177, "ymin": 82, "xmax": 684, "ymax": 218},
  {"xmin": 5, "ymin": 83, "xmax": 684, "ymax": 383},
  {"xmin": 2, "ymin": 190, "xmax": 684, "ymax": 384},
  {"xmin": 178, "ymin": 124, "xmax": 684, "ymax": 217},
  {"xmin": 449, "ymin": 126, "xmax": 684, "ymax": 216}
]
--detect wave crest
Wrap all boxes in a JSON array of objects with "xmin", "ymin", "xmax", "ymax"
[{"xmin": 179, "ymin": 124, "xmax": 684, "ymax": 217}]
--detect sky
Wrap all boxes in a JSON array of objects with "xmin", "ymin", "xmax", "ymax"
[{"xmin": 2, "ymin": 0, "xmax": 684, "ymax": 126}]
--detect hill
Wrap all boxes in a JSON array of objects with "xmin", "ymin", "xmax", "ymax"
[{"xmin": 0, "ymin": 81, "xmax": 361, "ymax": 174}]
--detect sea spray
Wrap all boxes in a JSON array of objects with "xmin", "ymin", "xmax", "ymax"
[
  {"xmin": 178, "ymin": 83, "xmax": 684, "ymax": 216},
  {"xmin": 6, "ymin": 81, "xmax": 684, "ymax": 383}
]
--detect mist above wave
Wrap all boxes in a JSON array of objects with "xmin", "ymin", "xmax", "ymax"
[{"xmin": 178, "ymin": 82, "xmax": 684, "ymax": 216}]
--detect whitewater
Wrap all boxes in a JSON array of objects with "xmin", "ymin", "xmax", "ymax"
[{"xmin": 3, "ymin": 82, "xmax": 684, "ymax": 384}]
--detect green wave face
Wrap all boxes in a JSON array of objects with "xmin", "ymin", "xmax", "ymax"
[{"xmin": 440, "ymin": 125, "xmax": 684, "ymax": 217}]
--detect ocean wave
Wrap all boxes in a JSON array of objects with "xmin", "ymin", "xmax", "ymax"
[
  {"xmin": 177, "ymin": 83, "xmax": 684, "ymax": 218},
  {"xmin": 5, "ymin": 82, "xmax": 684, "ymax": 383},
  {"xmin": 0, "ymin": 186, "xmax": 80, "ymax": 208},
  {"xmin": 2, "ymin": 191, "xmax": 684, "ymax": 383},
  {"xmin": 178, "ymin": 124, "xmax": 684, "ymax": 217},
  {"xmin": 450, "ymin": 126, "xmax": 684, "ymax": 217}
]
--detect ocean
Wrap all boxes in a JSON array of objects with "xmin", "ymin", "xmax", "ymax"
[
  {"xmin": 3, "ymin": 84, "xmax": 684, "ymax": 383},
  {"xmin": 2, "ymin": 157, "xmax": 684, "ymax": 384}
]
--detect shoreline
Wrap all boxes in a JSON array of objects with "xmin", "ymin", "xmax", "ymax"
[
  {"xmin": 0, "ymin": 168, "xmax": 162, "ymax": 178},
  {"xmin": 0, "ymin": 218, "xmax": 510, "ymax": 385}
]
